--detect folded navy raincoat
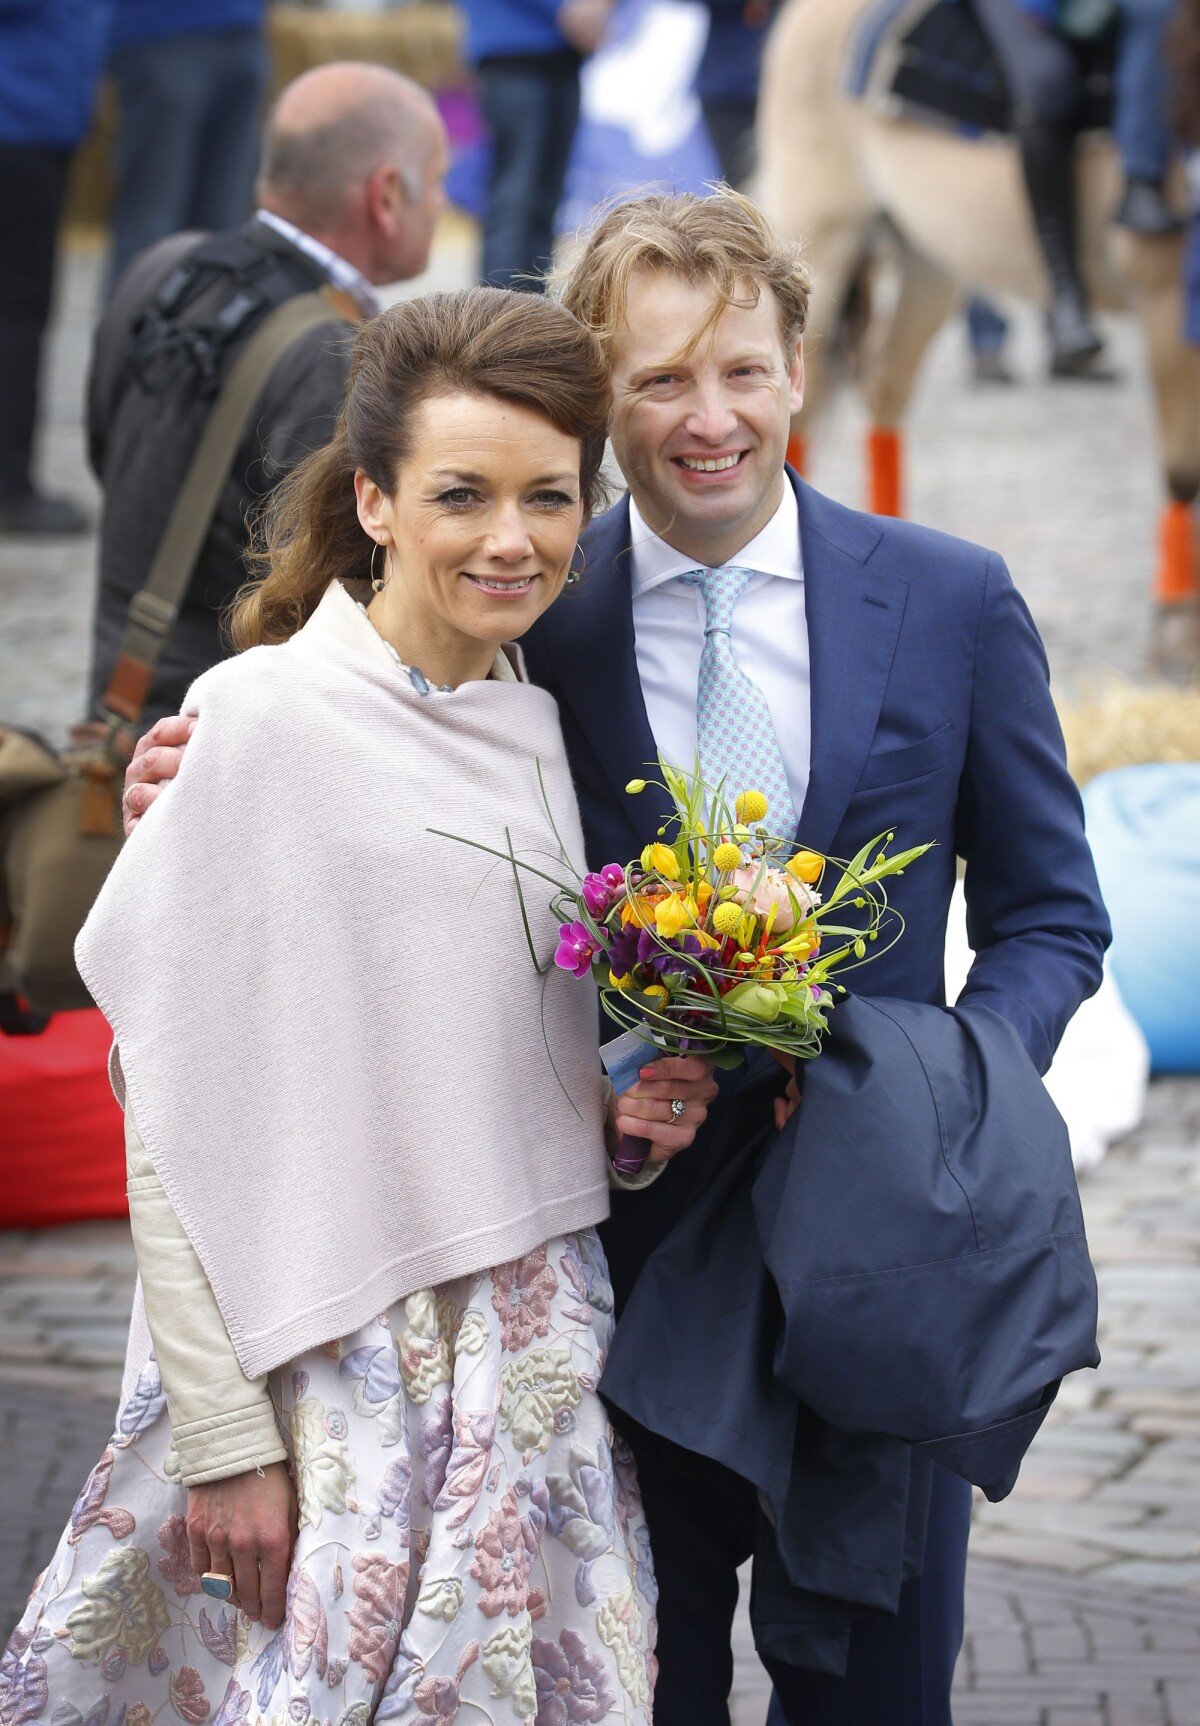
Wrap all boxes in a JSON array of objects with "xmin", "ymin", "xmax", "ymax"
[{"xmin": 600, "ymin": 995, "xmax": 1100, "ymax": 1673}]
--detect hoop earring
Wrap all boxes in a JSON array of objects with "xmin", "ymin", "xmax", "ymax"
[
  {"xmin": 564, "ymin": 543, "xmax": 586, "ymax": 588},
  {"xmin": 370, "ymin": 541, "xmax": 386, "ymax": 594}
]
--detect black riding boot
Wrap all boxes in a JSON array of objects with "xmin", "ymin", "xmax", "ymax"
[{"xmin": 1018, "ymin": 115, "xmax": 1107, "ymax": 376}]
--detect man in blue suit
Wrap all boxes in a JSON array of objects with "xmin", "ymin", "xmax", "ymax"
[
  {"xmin": 122, "ymin": 187, "xmax": 1109, "ymax": 1723},
  {"xmin": 524, "ymin": 187, "xmax": 1109, "ymax": 1724}
]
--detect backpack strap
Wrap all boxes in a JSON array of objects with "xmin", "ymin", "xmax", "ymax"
[{"xmin": 96, "ymin": 286, "xmax": 359, "ymax": 745}]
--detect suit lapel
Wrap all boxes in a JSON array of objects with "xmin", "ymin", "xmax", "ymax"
[
  {"xmin": 549, "ymin": 498, "xmax": 674, "ymax": 834},
  {"xmin": 794, "ymin": 478, "xmax": 909, "ymax": 855}
]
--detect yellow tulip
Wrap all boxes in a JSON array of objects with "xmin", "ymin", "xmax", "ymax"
[
  {"xmin": 712, "ymin": 842, "xmax": 741, "ymax": 872},
  {"xmin": 694, "ymin": 879, "xmax": 714, "ymax": 906},
  {"xmin": 641, "ymin": 843, "xmax": 681, "ymax": 880},
  {"xmin": 621, "ymin": 894, "xmax": 656, "ymax": 928},
  {"xmin": 655, "ymin": 894, "xmax": 694, "ymax": 938},
  {"xmin": 786, "ymin": 850, "xmax": 824, "ymax": 885},
  {"xmin": 625, "ymin": 778, "xmax": 647, "ymax": 794},
  {"xmin": 735, "ymin": 790, "xmax": 768, "ymax": 824}
]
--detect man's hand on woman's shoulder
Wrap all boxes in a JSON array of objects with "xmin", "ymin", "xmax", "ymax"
[{"xmin": 123, "ymin": 713, "xmax": 196, "ymax": 836}]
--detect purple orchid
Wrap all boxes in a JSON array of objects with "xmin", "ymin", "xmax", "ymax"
[
  {"xmin": 581, "ymin": 863, "xmax": 626, "ymax": 918},
  {"xmin": 555, "ymin": 920, "xmax": 603, "ymax": 978}
]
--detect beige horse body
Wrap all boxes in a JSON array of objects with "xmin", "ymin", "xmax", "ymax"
[{"xmin": 758, "ymin": 0, "xmax": 1200, "ymax": 604}]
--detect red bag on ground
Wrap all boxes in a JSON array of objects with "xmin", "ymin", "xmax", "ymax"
[{"xmin": 0, "ymin": 1007, "xmax": 126, "ymax": 1227}]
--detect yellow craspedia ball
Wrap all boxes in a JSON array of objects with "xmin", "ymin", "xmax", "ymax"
[
  {"xmin": 735, "ymin": 790, "xmax": 768, "ymax": 824},
  {"xmin": 641, "ymin": 843, "xmax": 681, "ymax": 879},
  {"xmin": 711, "ymin": 902, "xmax": 744, "ymax": 937},
  {"xmin": 712, "ymin": 842, "xmax": 742, "ymax": 872},
  {"xmin": 786, "ymin": 850, "xmax": 824, "ymax": 884}
]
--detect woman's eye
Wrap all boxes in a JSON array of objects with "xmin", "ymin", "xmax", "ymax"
[
  {"xmin": 437, "ymin": 487, "xmax": 478, "ymax": 508},
  {"xmin": 531, "ymin": 490, "xmax": 575, "ymax": 508}
]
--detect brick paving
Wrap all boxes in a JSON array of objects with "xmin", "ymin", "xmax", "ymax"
[{"xmin": 3, "ymin": 234, "xmax": 1199, "ymax": 1721}]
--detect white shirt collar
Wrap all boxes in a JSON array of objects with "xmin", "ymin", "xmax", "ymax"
[
  {"xmin": 255, "ymin": 209, "xmax": 383, "ymax": 317},
  {"xmin": 628, "ymin": 480, "xmax": 803, "ymax": 598}
]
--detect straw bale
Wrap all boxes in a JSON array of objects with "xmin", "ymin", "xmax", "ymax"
[{"xmin": 1057, "ymin": 677, "xmax": 1200, "ymax": 786}]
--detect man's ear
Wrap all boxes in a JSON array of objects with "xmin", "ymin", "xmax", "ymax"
[
  {"xmin": 367, "ymin": 162, "xmax": 405, "ymax": 235},
  {"xmin": 787, "ymin": 338, "xmax": 805, "ymax": 416}
]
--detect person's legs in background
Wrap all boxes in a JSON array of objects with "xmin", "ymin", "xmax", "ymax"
[
  {"xmin": 966, "ymin": 294, "xmax": 1015, "ymax": 382},
  {"xmin": 108, "ymin": 33, "xmax": 214, "ymax": 288},
  {"xmin": 477, "ymin": 53, "xmax": 581, "ymax": 288},
  {"xmin": 700, "ymin": 96, "xmax": 758, "ymax": 189},
  {"xmin": 973, "ymin": 0, "xmax": 1108, "ymax": 375},
  {"xmin": 1113, "ymin": 0, "xmax": 1181, "ymax": 234},
  {"xmin": 764, "ymin": 1468, "xmax": 974, "ymax": 1726},
  {"xmin": 189, "ymin": 28, "xmax": 270, "ymax": 234},
  {"xmin": 0, "ymin": 143, "xmax": 89, "ymax": 535}
]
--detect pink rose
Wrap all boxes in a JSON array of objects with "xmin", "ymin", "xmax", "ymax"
[{"xmin": 729, "ymin": 865, "xmax": 818, "ymax": 935}]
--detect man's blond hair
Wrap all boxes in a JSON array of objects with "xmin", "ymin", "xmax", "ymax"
[{"xmin": 552, "ymin": 186, "xmax": 812, "ymax": 360}]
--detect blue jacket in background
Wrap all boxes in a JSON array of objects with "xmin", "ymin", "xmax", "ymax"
[
  {"xmin": 0, "ymin": 0, "xmax": 110, "ymax": 148},
  {"xmin": 109, "ymin": 0, "xmax": 265, "ymax": 52},
  {"xmin": 458, "ymin": 0, "xmax": 571, "ymax": 65}
]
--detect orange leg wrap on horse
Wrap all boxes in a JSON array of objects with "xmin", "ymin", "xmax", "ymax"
[
  {"xmin": 868, "ymin": 427, "xmax": 903, "ymax": 517},
  {"xmin": 786, "ymin": 432, "xmax": 807, "ymax": 475},
  {"xmin": 1157, "ymin": 501, "xmax": 1199, "ymax": 604}
]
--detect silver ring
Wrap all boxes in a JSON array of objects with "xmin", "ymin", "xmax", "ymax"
[
  {"xmin": 669, "ymin": 1098, "xmax": 685, "ymax": 1121},
  {"xmin": 200, "ymin": 1572, "xmax": 233, "ymax": 1601}
]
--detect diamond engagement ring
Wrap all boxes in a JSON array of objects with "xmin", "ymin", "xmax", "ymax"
[
  {"xmin": 200, "ymin": 1573, "xmax": 234, "ymax": 1601},
  {"xmin": 669, "ymin": 1098, "xmax": 686, "ymax": 1121}
]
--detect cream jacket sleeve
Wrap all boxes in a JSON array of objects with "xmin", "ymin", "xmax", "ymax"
[{"xmin": 125, "ymin": 1109, "xmax": 287, "ymax": 1487}]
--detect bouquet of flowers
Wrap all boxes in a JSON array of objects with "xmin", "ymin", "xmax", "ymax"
[
  {"xmin": 434, "ymin": 758, "xmax": 930, "ymax": 1175},
  {"xmin": 552, "ymin": 760, "xmax": 931, "ymax": 1172}
]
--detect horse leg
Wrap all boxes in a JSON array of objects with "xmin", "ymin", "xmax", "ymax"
[
  {"xmin": 1118, "ymin": 232, "xmax": 1200, "ymax": 609},
  {"xmin": 858, "ymin": 238, "xmax": 959, "ymax": 516},
  {"xmin": 788, "ymin": 218, "xmax": 873, "ymax": 475}
]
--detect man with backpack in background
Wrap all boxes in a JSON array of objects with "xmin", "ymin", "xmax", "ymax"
[{"xmin": 87, "ymin": 60, "xmax": 447, "ymax": 726}]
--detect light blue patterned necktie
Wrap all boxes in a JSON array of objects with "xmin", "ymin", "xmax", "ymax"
[{"xmin": 680, "ymin": 565, "xmax": 797, "ymax": 832}]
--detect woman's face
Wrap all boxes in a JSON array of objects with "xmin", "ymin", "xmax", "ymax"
[{"xmin": 355, "ymin": 390, "xmax": 586, "ymax": 649}]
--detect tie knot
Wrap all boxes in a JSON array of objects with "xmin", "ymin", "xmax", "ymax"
[{"xmin": 681, "ymin": 565, "xmax": 755, "ymax": 635}]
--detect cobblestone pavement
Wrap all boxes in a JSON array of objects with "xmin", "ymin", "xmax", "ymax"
[{"xmin": 3, "ymin": 233, "xmax": 1199, "ymax": 1721}]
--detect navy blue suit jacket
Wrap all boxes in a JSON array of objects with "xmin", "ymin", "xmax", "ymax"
[{"xmin": 521, "ymin": 472, "xmax": 1111, "ymax": 1306}]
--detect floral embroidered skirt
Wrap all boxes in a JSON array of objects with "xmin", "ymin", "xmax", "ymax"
[{"xmin": 2, "ymin": 1229, "xmax": 656, "ymax": 1726}]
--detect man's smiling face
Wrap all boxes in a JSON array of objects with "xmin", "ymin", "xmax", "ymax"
[{"xmin": 608, "ymin": 268, "xmax": 804, "ymax": 566}]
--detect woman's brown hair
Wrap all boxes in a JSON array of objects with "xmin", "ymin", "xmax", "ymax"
[{"xmin": 231, "ymin": 286, "xmax": 611, "ymax": 649}]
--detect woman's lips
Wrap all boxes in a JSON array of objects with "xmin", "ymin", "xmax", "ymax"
[{"xmin": 462, "ymin": 572, "xmax": 537, "ymax": 597}]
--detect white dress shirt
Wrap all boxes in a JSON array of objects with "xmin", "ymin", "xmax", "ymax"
[
  {"xmin": 255, "ymin": 209, "xmax": 383, "ymax": 317},
  {"xmin": 628, "ymin": 484, "xmax": 811, "ymax": 822}
]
